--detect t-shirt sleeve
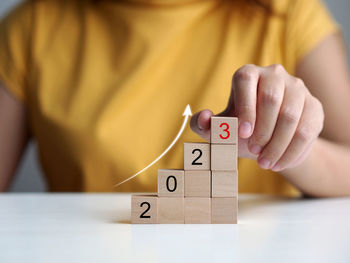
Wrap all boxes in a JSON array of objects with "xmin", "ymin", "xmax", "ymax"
[
  {"xmin": 283, "ymin": 0, "xmax": 340, "ymax": 71},
  {"xmin": 0, "ymin": 2, "xmax": 33, "ymax": 103}
]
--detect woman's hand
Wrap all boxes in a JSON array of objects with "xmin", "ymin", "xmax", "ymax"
[{"xmin": 190, "ymin": 64, "xmax": 324, "ymax": 172}]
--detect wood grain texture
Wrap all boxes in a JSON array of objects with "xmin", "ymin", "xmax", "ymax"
[
  {"xmin": 184, "ymin": 170, "xmax": 211, "ymax": 197},
  {"xmin": 184, "ymin": 198, "xmax": 211, "ymax": 224},
  {"xmin": 212, "ymin": 197, "xmax": 238, "ymax": 224},
  {"xmin": 158, "ymin": 169, "xmax": 184, "ymax": 197},
  {"xmin": 183, "ymin": 143, "xmax": 210, "ymax": 170},
  {"xmin": 210, "ymin": 116, "xmax": 238, "ymax": 144},
  {"xmin": 158, "ymin": 197, "xmax": 184, "ymax": 224},
  {"xmin": 212, "ymin": 171, "xmax": 238, "ymax": 197},
  {"xmin": 211, "ymin": 144, "xmax": 237, "ymax": 171},
  {"xmin": 131, "ymin": 195, "xmax": 158, "ymax": 224}
]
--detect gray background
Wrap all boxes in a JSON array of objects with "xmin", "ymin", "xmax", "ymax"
[{"xmin": 1, "ymin": 0, "xmax": 350, "ymax": 192}]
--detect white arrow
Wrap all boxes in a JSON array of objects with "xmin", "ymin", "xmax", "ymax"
[{"xmin": 114, "ymin": 104, "xmax": 192, "ymax": 187}]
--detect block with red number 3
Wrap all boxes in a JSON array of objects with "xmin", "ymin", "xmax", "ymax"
[{"xmin": 210, "ymin": 116, "xmax": 238, "ymax": 144}]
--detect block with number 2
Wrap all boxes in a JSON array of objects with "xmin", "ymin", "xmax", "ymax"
[
  {"xmin": 131, "ymin": 195, "xmax": 158, "ymax": 224},
  {"xmin": 183, "ymin": 143, "xmax": 210, "ymax": 170}
]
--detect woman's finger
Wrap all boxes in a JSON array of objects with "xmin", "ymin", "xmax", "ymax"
[
  {"xmin": 257, "ymin": 77, "xmax": 306, "ymax": 169},
  {"xmin": 272, "ymin": 96, "xmax": 324, "ymax": 171},
  {"xmin": 227, "ymin": 64, "xmax": 259, "ymax": 138},
  {"xmin": 248, "ymin": 64, "xmax": 285, "ymax": 155}
]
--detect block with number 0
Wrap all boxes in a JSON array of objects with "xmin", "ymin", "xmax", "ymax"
[
  {"xmin": 211, "ymin": 116, "xmax": 238, "ymax": 144},
  {"xmin": 183, "ymin": 143, "xmax": 210, "ymax": 170},
  {"xmin": 131, "ymin": 195, "xmax": 158, "ymax": 224},
  {"xmin": 158, "ymin": 169, "xmax": 184, "ymax": 197}
]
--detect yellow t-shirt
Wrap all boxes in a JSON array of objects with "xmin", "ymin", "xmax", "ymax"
[{"xmin": 0, "ymin": 0, "xmax": 338, "ymax": 195}]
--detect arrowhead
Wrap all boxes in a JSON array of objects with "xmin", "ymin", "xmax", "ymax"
[{"xmin": 183, "ymin": 104, "xmax": 192, "ymax": 116}]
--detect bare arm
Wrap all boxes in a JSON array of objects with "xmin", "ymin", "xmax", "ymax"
[
  {"xmin": 281, "ymin": 33, "xmax": 350, "ymax": 197},
  {"xmin": 0, "ymin": 82, "xmax": 29, "ymax": 191}
]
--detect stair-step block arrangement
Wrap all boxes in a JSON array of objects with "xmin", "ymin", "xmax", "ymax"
[{"xmin": 131, "ymin": 116, "xmax": 238, "ymax": 224}]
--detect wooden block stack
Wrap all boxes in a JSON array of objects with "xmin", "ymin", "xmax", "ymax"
[{"xmin": 131, "ymin": 116, "xmax": 238, "ymax": 224}]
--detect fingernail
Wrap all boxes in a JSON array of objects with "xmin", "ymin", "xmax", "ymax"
[
  {"xmin": 272, "ymin": 165, "xmax": 281, "ymax": 172},
  {"xmin": 198, "ymin": 121, "xmax": 204, "ymax": 130},
  {"xmin": 239, "ymin": 122, "xmax": 252, "ymax": 138},
  {"xmin": 259, "ymin": 158, "xmax": 271, "ymax": 169},
  {"xmin": 239, "ymin": 121, "xmax": 252, "ymax": 138},
  {"xmin": 250, "ymin": 144, "xmax": 262, "ymax": 155},
  {"xmin": 197, "ymin": 115, "xmax": 204, "ymax": 130}
]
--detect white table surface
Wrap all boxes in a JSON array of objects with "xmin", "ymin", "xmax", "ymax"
[{"xmin": 0, "ymin": 193, "xmax": 349, "ymax": 263}]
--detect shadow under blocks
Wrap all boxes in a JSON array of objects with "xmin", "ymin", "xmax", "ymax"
[{"xmin": 131, "ymin": 116, "xmax": 238, "ymax": 224}]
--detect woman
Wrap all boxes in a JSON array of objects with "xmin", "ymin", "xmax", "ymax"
[{"xmin": 1, "ymin": 0, "xmax": 350, "ymax": 196}]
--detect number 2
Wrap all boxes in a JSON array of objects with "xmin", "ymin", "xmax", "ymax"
[
  {"xmin": 191, "ymin": 149, "xmax": 203, "ymax": 165},
  {"xmin": 219, "ymin": 122, "xmax": 230, "ymax": 139},
  {"xmin": 140, "ymin": 202, "xmax": 151, "ymax": 218}
]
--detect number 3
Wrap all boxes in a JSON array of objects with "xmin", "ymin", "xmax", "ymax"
[{"xmin": 219, "ymin": 122, "xmax": 230, "ymax": 139}]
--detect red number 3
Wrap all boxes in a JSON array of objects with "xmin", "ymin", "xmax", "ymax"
[{"xmin": 219, "ymin": 123, "xmax": 230, "ymax": 139}]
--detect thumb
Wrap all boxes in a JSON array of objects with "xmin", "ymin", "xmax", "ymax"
[{"xmin": 190, "ymin": 109, "xmax": 213, "ymax": 142}]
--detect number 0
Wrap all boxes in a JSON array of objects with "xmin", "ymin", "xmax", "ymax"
[{"xmin": 166, "ymin": 176, "xmax": 177, "ymax": 192}]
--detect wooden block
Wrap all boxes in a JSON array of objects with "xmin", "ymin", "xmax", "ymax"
[
  {"xmin": 158, "ymin": 169, "xmax": 184, "ymax": 197},
  {"xmin": 184, "ymin": 171, "xmax": 211, "ymax": 197},
  {"xmin": 211, "ymin": 144, "xmax": 237, "ymax": 171},
  {"xmin": 212, "ymin": 197, "xmax": 238, "ymax": 224},
  {"xmin": 183, "ymin": 143, "xmax": 210, "ymax": 170},
  {"xmin": 184, "ymin": 198, "xmax": 211, "ymax": 224},
  {"xmin": 131, "ymin": 195, "xmax": 158, "ymax": 224},
  {"xmin": 212, "ymin": 171, "xmax": 238, "ymax": 197},
  {"xmin": 211, "ymin": 116, "xmax": 238, "ymax": 144},
  {"xmin": 158, "ymin": 197, "xmax": 184, "ymax": 224}
]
